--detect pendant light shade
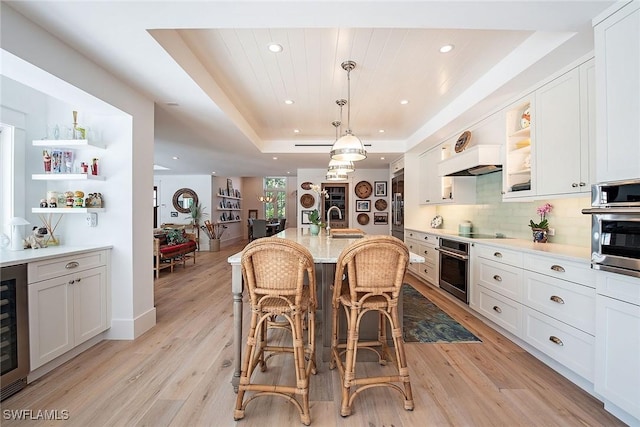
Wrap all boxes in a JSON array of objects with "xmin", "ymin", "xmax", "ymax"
[
  {"xmin": 327, "ymin": 117, "xmax": 355, "ymax": 174},
  {"xmin": 326, "ymin": 170, "xmax": 348, "ymax": 181},
  {"xmin": 330, "ymin": 61, "xmax": 367, "ymax": 162}
]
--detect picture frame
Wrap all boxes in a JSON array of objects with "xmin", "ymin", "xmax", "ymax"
[
  {"xmin": 374, "ymin": 181, "xmax": 387, "ymax": 197},
  {"xmin": 374, "ymin": 212, "xmax": 388, "ymax": 225},
  {"xmin": 248, "ymin": 209, "xmax": 258, "ymax": 220},
  {"xmin": 301, "ymin": 210, "xmax": 314, "ymax": 224},
  {"xmin": 356, "ymin": 200, "xmax": 371, "ymax": 212}
]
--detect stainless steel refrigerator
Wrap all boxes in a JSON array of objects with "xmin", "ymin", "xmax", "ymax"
[{"xmin": 391, "ymin": 173, "xmax": 404, "ymax": 240}]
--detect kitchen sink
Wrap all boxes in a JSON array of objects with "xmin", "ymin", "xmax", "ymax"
[{"xmin": 330, "ymin": 228, "xmax": 365, "ymax": 238}]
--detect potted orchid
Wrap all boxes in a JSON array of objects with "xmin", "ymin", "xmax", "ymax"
[
  {"xmin": 308, "ymin": 184, "xmax": 328, "ymax": 236},
  {"xmin": 529, "ymin": 203, "xmax": 552, "ymax": 243}
]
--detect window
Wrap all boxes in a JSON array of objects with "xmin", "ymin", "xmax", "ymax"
[{"xmin": 264, "ymin": 177, "xmax": 286, "ymax": 219}]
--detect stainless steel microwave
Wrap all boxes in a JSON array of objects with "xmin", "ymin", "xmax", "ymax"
[{"xmin": 582, "ymin": 179, "xmax": 640, "ymax": 278}]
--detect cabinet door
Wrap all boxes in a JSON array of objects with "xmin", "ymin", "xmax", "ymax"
[
  {"xmin": 595, "ymin": 295, "xmax": 640, "ymax": 420},
  {"xmin": 74, "ymin": 266, "xmax": 109, "ymax": 345},
  {"xmin": 28, "ymin": 277, "xmax": 74, "ymax": 369},
  {"xmin": 594, "ymin": 1, "xmax": 640, "ymax": 182},
  {"xmin": 418, "ymin": 147, "xmax": 441, "ymax": 204},
  {"xmin": 535, "ymin": 68, "xmax": 582, "ymax": 196}
]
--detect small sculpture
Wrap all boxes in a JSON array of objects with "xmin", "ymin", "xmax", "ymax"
[
  {"xmin": 40, "ymin": 199, "xmax": 48, "ymax": 208},
  {"xmin": 24, "ymin": 226, "xmax": 48, "ymax": 249},
  {"xmin": 48, "ymin": 198, "xmax": 57, "ymax": 208}
]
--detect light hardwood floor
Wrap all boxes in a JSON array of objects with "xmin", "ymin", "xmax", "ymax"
[{"xmin": 3, "ymin": 241, "xmax": 624, "ymax": 426}]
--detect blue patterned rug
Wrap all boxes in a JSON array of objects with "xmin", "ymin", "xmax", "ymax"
[{"xmin": 402, "ymin": 284, "xmax": 481, "ymax": 343}]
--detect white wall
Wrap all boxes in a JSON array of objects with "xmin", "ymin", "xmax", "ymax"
[
  {"xmin": 2, "ymin": 6, "xmax": 156, "ymax": 339},
  {"xmin": 296, "ymin": 168, "xmax": 391, "ymax": 235}
]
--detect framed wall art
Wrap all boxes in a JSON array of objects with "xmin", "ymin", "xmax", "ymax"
[
  {"xmin": 374, "ymin": 181, "xmax": 387, "ymax": 197},
  {"xmin": 248, "ymin": 209, "xmax": 258, "ymax": 220},
  {"xmin": 356, "ymin": 200, "xmax": 371, "ymax": 212},
  {"xmin": 301, "ymin": 210, "xmax": 314, "ymax": 224},
  {"xmin": 374, "ymin": 212, "xmax": 388, "ymax": 225}
]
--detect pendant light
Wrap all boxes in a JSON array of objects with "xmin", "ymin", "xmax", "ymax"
[
  {"xmin": 326, "ymin": 170, "xmax": 348, "ymax": 181},
  {"xmin": 327, "ymin": 102, "xmax": 355, "ymax": 174},
  {"xmin": 330, "ymin": 61, "xmax": 367, "ymax": 162}
]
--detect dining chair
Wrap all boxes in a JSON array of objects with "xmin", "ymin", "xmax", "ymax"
[
  {"xmin": 235, "ymin": 238, "xmax": 317, "ymax": 425},
  {"xmin": 250, "ymin": 219, "xmax": 267, "ymax": 240},
  {"xmin": 329, "ymin": 235, "xmax": 413, "ymax": 417}
]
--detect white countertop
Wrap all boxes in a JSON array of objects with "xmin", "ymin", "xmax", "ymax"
[
  {"xmin": 0, "ymin": 244, "xmax": 113, "ymax": 267},
  {"xmin": 407, "ymin": 227, "xmax": 591, "ymax": 263},
  {"xmin": 228, "ymin": 228, "xmax": 425, "ymax": 264}
]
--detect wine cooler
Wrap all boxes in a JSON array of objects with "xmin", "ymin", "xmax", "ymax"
[{"xmin": 1, "ymin": 264, "xmax": 29, "ymax": 401}]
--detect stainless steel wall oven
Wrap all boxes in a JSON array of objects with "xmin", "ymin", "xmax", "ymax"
[
  {"xmin": 582, "ymin": 179, "xmax": 640, "ymax": 278},
  {"xmin": 1, "ymin": 264, "xmax": 29, "ymax": 401},
  {"xmin": 437, "ymin": 238, "xmax": 469, "ymax": 304}
]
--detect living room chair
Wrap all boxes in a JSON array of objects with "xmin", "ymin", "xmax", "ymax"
[
  {"xmin": 234, "ymin": 238, "xmax": 317, "ymax": 425},
  {"xmin": 329, "ymin": 235, "xmax": 413, "ymax": 417}
]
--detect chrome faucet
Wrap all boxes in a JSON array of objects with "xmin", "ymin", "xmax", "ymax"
[{"xmin": 326, "ymin": 206, "xmax": 342, "ymax": 234}]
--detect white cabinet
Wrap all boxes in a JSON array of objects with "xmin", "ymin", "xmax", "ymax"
[
  {"xmin": 535, "ymin": 65, "xmax": 592, "ymax": 196},
  {"xmin": 503, "ymin": 59, "xmax": 595, "ymax": 200},
  {"xmin": 594, "ymin": 1, "xmax": 640, "ymax": 182},
  {"xmin": 594, "ymin": 270, "xmax": 640, "ymax": 423},
  {"xmin": 418, "ymin": 147, "xmax": 441, "ymax": 205},
  {"xmin": 28, "ymin": 250, "xmax": 110, "ymax": 370},
  {"xmin": 405, "ymin": 230, "xmax": 439, "ymax": 286},
  {"xmin": 471, "ymin": 243, "xmax": 596, "ymax": 382},
  {"xmin": 390, "ymin": 156, "xmax": 404, "ymax": 174}
]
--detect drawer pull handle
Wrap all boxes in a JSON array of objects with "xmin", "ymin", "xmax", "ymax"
[
  {"xmin": 493, "ymin": 252, "xmax": 502, "ymax": 258},
  {"xmin": 492, "ymin": 306, "xmax": 502, "ymax": 314},
  {"xmin": 550, "ymin": 265, "xmax": 565, "ymax": 273},
  {"xmin": 76, "ymin": 278, "xmax": 81, "ymax": 283},
  {"xmin": 68, "ymin": 279, "xmax": 75, "ymax": 285},
  {"xmin": 550, "ymin": 295, "xmax": 565, "ymax": 304},
  {"xmin": 572, "ymin": 182, "xmax": 578, "ymax": 188},
  {"xmin": 493, "ymin": 275, "xmax": 502, "ymax": 282},
  {"xmin": 549, "ymin": 336, "xmax": 564, "ymax": 346},
  {"xmin": 65, "ymin": 261, "xmax": 80, "ymax": 269}
]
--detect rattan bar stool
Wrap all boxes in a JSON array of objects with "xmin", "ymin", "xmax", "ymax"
[
  {"xmin": 329, "ymin": 235, "xmax": 413, "ymax": 417},
  {"xmin": 234, "ymin": 238, "xmax": 317, "ymax": 425}
]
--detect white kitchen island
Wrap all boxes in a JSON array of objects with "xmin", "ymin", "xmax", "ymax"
[{"xmin": 227, "ymin": 228, "xmax": 425, "ymax": 391}]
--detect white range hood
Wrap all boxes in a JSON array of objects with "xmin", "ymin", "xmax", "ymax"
[{"xmin": 438, "ymin": 145, "xmax": 502, "ymax": 177}]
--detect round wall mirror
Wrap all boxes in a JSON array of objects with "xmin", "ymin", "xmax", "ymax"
[{"xmin": 172, "ymin": 188, "xmax": 198, "ymax": 213}]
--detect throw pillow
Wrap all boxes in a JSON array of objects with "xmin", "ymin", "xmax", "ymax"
[{"xmin": 165, "ymin": 228, "xmax": 188, "ymax": 245}]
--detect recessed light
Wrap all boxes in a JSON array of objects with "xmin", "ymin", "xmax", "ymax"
[
  {"xmin": 165, "ymin": 102, "xmax": 180, "ymax": 107},
  {"xmin": 293, "ymin": 129, "xmax": 300, "ymax": 133},
  {"xmin": 211, "ymin": 171, "xmax": 216, "ymax": 174},
  {"xmin": 272, "ymin": 157, "xmax": 278, "ymax": 160},
  {"xmin": 284, "ymin": 99, "xmax": 295, "ymax": 105},
  {"xmin": 268, "ymin": 43, "xmax": 283, "ymax": 53},
  {"xmin": 439, "ymin": 44, "xmax": 454, "ymax": 53},
  {"xmin": 400, "ymin": 100, "xmax": 409, "ymax": 105},
  {"xmin": 378, "ymin": 129, "xmax": 385, "ymax": 133},
  {"xmin": 380, "ymin": 157, "xmax": 385, "ymax": 160},
  {"xmin": 172, "ymin": 156, "xmax": 179, "ymax": 160},
  {"xmin": 287, "ymin": 171, "xmax": 291, "ymax": 174}
]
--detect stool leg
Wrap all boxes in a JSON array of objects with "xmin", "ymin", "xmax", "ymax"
[
  {"xmin": 390, "ymin": 305, "xmax": 414, "ymax": 411},
  {"xmin": 234, "ymin": 309, "xmax": 260, "ymax": 421},
  {"xmin": 340, "ymin": 304, "xmax": 359, "ymax": 417},
  {"xmin": 378, "ymin": 312, "xmax": 389, "ymax": 366}
]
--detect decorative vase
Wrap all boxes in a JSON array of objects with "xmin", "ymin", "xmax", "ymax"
[
  {"xmin": 310, "ymin": 224, "xmax": 320, "ymax": 236},
  {"xmin": 532, "ymin": 228, "xmax": 548, "ymax": 243}
]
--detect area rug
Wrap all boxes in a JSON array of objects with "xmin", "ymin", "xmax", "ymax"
[{"xmin": 402, "ymin": 284, "xmax": 481, "ymax": 343}]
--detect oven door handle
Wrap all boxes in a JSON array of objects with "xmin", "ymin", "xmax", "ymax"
[
  {"xmin": 436, "ymin": 247, "xmax": 469, "ymax": 261},
  {"xmin": 581, "ymin": 207, "xmax": 640, "ymax": 215}
]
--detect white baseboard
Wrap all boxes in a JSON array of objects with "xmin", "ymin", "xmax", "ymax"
[{"xmin": 106, "ymin": 307, "xmax": 156, "ymax": 340}]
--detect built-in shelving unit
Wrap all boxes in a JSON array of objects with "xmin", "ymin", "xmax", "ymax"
[
  {"xmin": 31, "ymin": 173, "xmax": 105, "ymax": 181},
  {"xmin": 216, "ymin": 194, "xmax": 242, "ymax": 223},
  {"xmin": 32, "ymin": 208, "xmax": 105, "ymax": 214},
  {"xmin": 32, "ymin": 138, "xmax": 106, "ymax": 149},
  {"xmin": 503, "ymin": 97, "xmax": 534, "ymax": 199}
]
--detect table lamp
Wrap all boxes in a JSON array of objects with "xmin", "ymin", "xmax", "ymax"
[{"xmin": 8, "ymin": 217, "xmax": 30, "ymax": 251}]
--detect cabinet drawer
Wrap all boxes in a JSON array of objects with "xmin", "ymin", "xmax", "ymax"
[
  {"xmin": 523, "ymin": 271, "xmax": 595, "ymax": 335},
  {"xmin": 475, "ymin": 286, "xmax": 522, "ymax": 336},
  {"xmin": 596, "ymin": 270, "xmax": 640, "ymax": 306},
  {"xmin": 405, "ymin": 239, "xmax": 420, "ymax": 255},
  {"xmin": 475, "ymin": 258, "xmax": 523, "ymax": 301},
  {"xmin": 418, "ymin": 243, "xmax": 438, "ymax": 265},
  {"xmin": 522, "ymin": 306, "xmax": 595, "ymax": 381},
  {"xmin": 28, "ymin": 250, "xmax": 108, "ymax": 283},
  {"xmin": 405, "ymin": 230, "xmax": 439, "ymax": 246},
  {"xmin": 475, "ymin": 244, "xmax": 523, "ymax": 268},
  {"xmin": 523, "ymin": 254, "xmax": 594, "ymax": 287},
  {"xmin": 417, "ymin": 261, "xmax": 438, "ymax": 286}
]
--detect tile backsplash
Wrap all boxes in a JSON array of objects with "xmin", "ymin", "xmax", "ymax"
[{"xmin": 436, "ymin": 173, "xmax": 591, "ymax": 247}]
